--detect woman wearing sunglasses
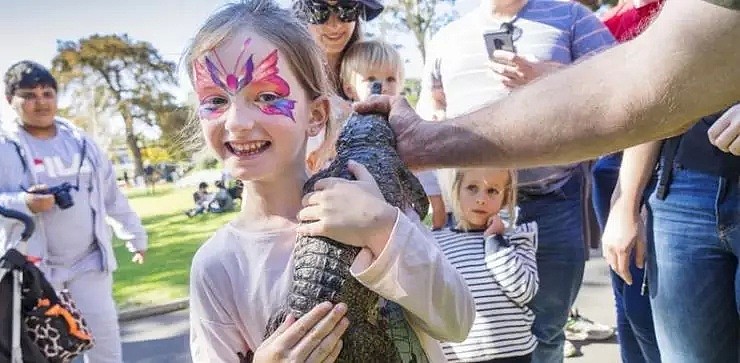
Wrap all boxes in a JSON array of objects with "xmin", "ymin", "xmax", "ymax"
[
  {"xmin": 295, "ymin": 0, "xmax": 384, "ymax": 172},
  {"xmin": 295, "ymin": 0, "xmax": 383, "ymax": 97}
]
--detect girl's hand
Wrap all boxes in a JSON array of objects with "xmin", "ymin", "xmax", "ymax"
[
  {"xmin": 483, "ymin": 215, "xmax": 506, "ymax": 238},
  {"xmin": 254, "ymin": 302, "xmax": 349, "ymax": 362},
  {"xmin": 297, "ymin": 161, "xmax": 398, "ymax": 258}
]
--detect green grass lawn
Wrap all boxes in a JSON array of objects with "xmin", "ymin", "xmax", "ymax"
[{"xmin": 112, "ymin": 185, "xmax": 237, "ymax": 309}]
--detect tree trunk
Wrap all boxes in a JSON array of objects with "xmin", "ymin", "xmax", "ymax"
[
  {"xmin": 121, "ymin": 107, "xmax": 145, "ymax": 177},
  {"xmin": 416, "ymin": 37, "xmax": 426, "ymax": 61}
]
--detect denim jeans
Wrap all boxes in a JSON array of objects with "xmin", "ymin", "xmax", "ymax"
[
  {"xmin": 519, "ymin": 171, "xmax": 585, "ymax": 363},
  {"xmin": 647, "ymin": 166, "xmax": 739, "ymax": 363},
  {"xmin": 592, "ymin": 162, "xmax": 661, "ymax": 363}
]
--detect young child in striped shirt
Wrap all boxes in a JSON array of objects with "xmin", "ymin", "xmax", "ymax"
[{"xmin": 434, "ymin": 168, "xmax": 539, "ymax": 363}]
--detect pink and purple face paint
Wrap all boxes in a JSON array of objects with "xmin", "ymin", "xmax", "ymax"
[{"xmin": 194, "ymin": 38, "xmax": 297, "ymax": 121}]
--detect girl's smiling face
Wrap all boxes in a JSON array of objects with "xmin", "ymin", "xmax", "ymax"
[{"xmin": 193, "ymin": 30, "xmax": 327, "ymax": 181}]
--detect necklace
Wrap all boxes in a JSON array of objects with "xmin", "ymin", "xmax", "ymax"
[{"xmin": 496, "ymin": 0, "xmax": 530, "ymax": 40}]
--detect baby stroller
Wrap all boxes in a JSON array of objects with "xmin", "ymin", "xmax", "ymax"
[{"xmin": 0, "ymin": 206, "xmax": 94, "ymax": 363}]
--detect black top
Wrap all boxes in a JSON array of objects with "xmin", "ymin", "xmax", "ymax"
[{"xmin": 662, "ymin": 106, "xmax": 740, "ymax": 178}]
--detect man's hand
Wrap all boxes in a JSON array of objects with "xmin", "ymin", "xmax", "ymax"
[
  {"xmin": 25, "ymin": 184, "xmax": 55, "ymax": 214},
  {"xmin": 353, "ymin": 95, "xmax": 427, "ymax": 167},
  {"xmin": 489, "ymin": 50, "xmax": 565, "ymax": 88},
  {"xmin": 707, "ymin": 104, "xmax": 740, "ymax": 156},
  {"xmin": 132, "ymin": 251, "xmax": 145, "ymax": 264}
]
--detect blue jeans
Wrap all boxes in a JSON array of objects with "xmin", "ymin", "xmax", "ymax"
[
  {"xmin": 592, "ymin": 163, "xmax": 661, "ymax": 363},
  {"xmin": 647, "ymin": 167, "xmax": 739, "ymax": 363},
  {"xmin": 519, "ymin": 172, "xmax": 585, "ymax": 363}
]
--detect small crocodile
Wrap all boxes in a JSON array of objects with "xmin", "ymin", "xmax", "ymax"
[{"xmin": 264, "ymin": 105, "xmax": 429, "ymax": 362}]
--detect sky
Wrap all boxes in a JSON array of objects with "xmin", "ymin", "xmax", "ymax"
[{"xmin": 0, "ymin": 0, "xmax": 479, "ymax": 123}]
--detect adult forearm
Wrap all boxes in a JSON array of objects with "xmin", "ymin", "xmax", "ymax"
[
  {"xmin": 613, "ymin": 142, "xmax": 662, "ymax": 213},
  {"xmin": 414, "ymin": 0, "xmax": 739, "ymax": 169}
]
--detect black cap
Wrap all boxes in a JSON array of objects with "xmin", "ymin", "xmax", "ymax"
[
  {"xmin": 3, "ymin": 61, "xmax": 57, "ymax": 102},
  {"xmin": 357, "ymin": 0, "xmax": 384, "ymax": 21},
  {"xmin": 294, "ymin": 0, "xmax": 385, "ymax": 22}
]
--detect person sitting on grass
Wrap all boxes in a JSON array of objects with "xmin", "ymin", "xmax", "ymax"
[
  {"xmin": 208, "ymin": 180, "xmax": 235, "ymax": 213},
  {"xmin": 186, "ymin": 182, "xmax": 213, "ymax": 217}
]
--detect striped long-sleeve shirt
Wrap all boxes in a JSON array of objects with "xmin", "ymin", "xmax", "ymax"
[{"xmin": 434, "ymin": 222, "xmax": 539, "ymax": 362}]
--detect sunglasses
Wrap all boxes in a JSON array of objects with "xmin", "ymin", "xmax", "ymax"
[{"xmin": 301, "ymin": 0, "xmax": 363, "ymax": 24}]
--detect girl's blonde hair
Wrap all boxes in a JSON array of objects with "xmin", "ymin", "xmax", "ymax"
[
  {"xmin": 182, "ymin": 0, "xmax": 332, "ymax": 107},
  {"xmin": 335, "ymin": 21, "xmax": 364, "ymax": 99},
  {"xmin": 440, "ymin": 168, "xmax": 518, "ymax": 232},
  {"xmin": 339, "ymin": 39, "xmax": 404, "ymax": 98}
]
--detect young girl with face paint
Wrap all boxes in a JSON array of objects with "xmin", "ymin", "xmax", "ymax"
[{"xmin": 183, "ymin": 1, "xmax": 475, "ymax": 362}]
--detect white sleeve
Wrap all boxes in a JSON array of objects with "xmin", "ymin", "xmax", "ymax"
[
  {"xmin": 415, "ymin": 34, "xmax": 445, "ymax": 121},
  {"xmin": 94, "ymin": 141, "xmax": 147, "ymax": 252},
  {"xmin": 0, "ymin": 141, "xmax": 35, "ymax": 252},
  {"xmin": 413, "ymin": 170, "xmax": 442, "ymax": 196},
  {"xmin": 350, "ymin": 209, "xmax": 475, "ymax": 342}
]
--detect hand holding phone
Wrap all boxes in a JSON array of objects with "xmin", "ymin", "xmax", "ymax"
[{"xmin": 484, "ymin": 30, "xmax": 515, "ymax": 59}]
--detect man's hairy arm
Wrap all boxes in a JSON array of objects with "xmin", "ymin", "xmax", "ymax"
[{"xmin": 414, "ymin": 0, "xmax": 739, "ymax": 169}]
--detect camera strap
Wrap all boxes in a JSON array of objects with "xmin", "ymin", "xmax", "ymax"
[{"xmin": 72, "ymin": 139, "xmax": 87, "ymax": 192}]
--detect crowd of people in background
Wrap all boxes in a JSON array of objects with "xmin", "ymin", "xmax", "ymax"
[{"xmin": 1, "ymin": 0, "xmax": 737, "ymax": 362}]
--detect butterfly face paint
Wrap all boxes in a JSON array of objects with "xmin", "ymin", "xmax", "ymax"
[{"xmin": 194, "ymin": 38, "xmax": 297, "ymax": 121}]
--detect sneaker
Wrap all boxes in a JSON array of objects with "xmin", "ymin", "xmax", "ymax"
[
  {"xmin": 565, "ymin": 309, "xmax": 615, "ymax": 341},
  {"xmin": 564, "ymin": 340, "xmax": 578, "ymax": 358}
]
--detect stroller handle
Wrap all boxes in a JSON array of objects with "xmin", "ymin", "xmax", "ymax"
[{"xmin": 0, "ymin": 206, "xmax": 35, "ymax": 241}]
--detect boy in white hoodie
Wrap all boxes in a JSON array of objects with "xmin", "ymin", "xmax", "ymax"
[{"xmin": 0, "ymin": 60, "xmax": 147, "ymax": 363}]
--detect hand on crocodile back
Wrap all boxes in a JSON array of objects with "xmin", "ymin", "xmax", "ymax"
[
  {"xmin": 296, "ymin": 160, "xmax": 398, "ymax": 259},
  {"xmin": 254, "ymin": 302, "xmax": 349, "ymax": 362}
]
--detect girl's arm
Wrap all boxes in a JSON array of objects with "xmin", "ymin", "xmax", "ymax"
[
  {"xmin": 189, "ymin": 253, "xmax": 251, "ymax": 362},
  {"xmin": 485, "ymin": 222, "xmax": 539, "ymax": 306},
  {"xmin": 351, "ymin": 209, "xmax": 475, "ymax": 343},
  {"xmin": 296, "ymin": 162, "xmax": 474, "ymax": 342},
  {"xmin": 602, "ymin": 141, "xmax": 661, "ymax": 285}
]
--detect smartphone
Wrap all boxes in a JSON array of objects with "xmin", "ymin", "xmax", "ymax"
[{"xmin": 484, "ymin": 30, "xmax": 515, "ymax": 58}]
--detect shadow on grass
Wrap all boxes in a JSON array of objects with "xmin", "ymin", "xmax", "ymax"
[{"xmin": 112, "ymin": 209, "xmax": 237, "ymax": 309}]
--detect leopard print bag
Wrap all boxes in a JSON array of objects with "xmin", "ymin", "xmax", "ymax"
[
  {"xmin": 2, "ymin": 247, "xmax": 97, "ymax": 363},
  {"xmin": 24, "ymin": 289, "xmax": 95, "ymax": 363}
]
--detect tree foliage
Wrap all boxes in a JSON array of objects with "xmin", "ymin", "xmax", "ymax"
[
  {"xmin": 51, "ymin": 34, "xmax": 177, "ymax": 176},
  {"xmin": 380, "ymin": 0, "xmax": 457, "ymax": 60}
]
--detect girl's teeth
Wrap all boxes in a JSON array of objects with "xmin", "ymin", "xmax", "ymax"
[{"xmin": 231, "ymin": 141, "xmax": 267, "ymax": 155}]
